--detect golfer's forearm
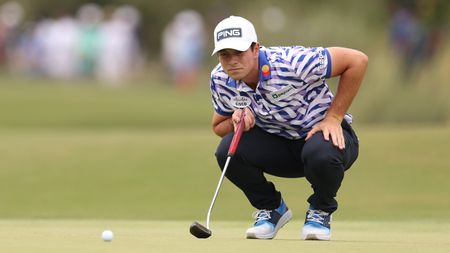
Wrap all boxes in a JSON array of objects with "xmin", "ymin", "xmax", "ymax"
[
  {"xmin": 213, "ymin": 118, "xmax": 234, "ymax": 137},
  {"xmin": 326, "ymin": 80, "xmax": 359, "ymax": 122}
]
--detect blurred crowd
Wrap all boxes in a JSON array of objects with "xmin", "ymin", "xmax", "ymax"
[
  {"xmin": 1, "ymin": 0, "xmax": 446, "ymax": 88},
  {"xmin": 0, "ymin": 1, "xmax": 142, "ymax": 85},
  {"xmin": 388, "ymin": 0, "xmax": 447, "ymax": 78},
  {"xmin": 0, "ymin": 1, "xmax": 208, "ymax": 90}
]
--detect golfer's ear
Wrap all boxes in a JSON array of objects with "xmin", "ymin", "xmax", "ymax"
[{"xmin": 252, "ymin": 42, "xmax": 260, "ymax": 56}]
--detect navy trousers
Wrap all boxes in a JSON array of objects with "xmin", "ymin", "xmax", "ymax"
[{"xmin": 215, "ymin": 121, "xmax": 359, "ymax": 214}]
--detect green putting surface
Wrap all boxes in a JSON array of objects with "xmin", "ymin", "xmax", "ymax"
[{"xmin": 0, "ymin": 220, "xmax": 449, "ymax": 253}]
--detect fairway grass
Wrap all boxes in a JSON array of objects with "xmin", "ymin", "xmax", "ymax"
[{"xmin": 0, "ymin": 220, "xmax": 449, "ymax": 253}]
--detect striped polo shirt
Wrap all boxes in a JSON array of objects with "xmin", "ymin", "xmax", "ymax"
[{"xmin": 210, "ymin": 46, "xmax": 352, "ymax": 140}]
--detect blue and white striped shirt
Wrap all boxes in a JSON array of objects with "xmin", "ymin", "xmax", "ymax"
[{"xmin": 210, "ymin": 46, "xmax": 352, "ymax": 140}]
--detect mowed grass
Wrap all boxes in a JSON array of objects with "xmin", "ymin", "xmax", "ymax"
[
  {"xmin": 0, "ymin": 220, "xmax": 449, "ymax": 253},
  {"xmin": 1, "ymin": 125, "xmax": 450, "ymax": 221},
  {"xmin": 0, "ymin": 77, "xmax": 212, "ymax": 128}
]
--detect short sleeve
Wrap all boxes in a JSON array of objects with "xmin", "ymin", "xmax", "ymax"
[
  {"xmin": 289, "ymin": 47, "xmax": 332, "ymax": 84},
  {"xmin": 210, "ymin": 77, "xmax": 233, "ymax": 117}
]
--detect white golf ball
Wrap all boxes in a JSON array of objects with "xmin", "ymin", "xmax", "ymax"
[{"xmin": 102, "ymin": 230, "xmax": 114, "ymax": 242}]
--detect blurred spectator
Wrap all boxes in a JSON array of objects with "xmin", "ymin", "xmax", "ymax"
[
  {"xmin": 0, "ymin": 1, "xmax": 24, "ymax": 67},
  {"xmin": 17, "ymin": 18, "xmax": 51, "ymax": 76},
  {"xmin": 388, "ymin": 0, "xmax": 446, "ymax": 79},
  {"xmin": 77, "ymin": 3, "xmax": 103, "ymax": 78},
  {"xmin": 261, "ymin": 6, "xmax": 286, "ymax": 33},
  {"xmin": 41, "ymin": 14, "xmax": 80, "ymax": 80},
  {"xmin": 162, "ymin": 10, "xmax": 205, "ymax": 92},
  {"xmin": 96, "ymin": 5, "xmax": 142, "ymax": 85}
]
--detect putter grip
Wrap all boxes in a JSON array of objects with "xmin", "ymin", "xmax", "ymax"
[{"xmin": 227, "ymin": 112, "xmax": 246, "ymax": 157}]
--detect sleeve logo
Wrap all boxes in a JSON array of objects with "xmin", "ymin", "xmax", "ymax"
[{"xmin": 318, "ymin": 50, "xmax": 326, "ymax": 70}]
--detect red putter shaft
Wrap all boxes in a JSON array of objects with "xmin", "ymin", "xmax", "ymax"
[{"xmin": 228, "ymin": 111, "xmax": 246, "ymax": 156}]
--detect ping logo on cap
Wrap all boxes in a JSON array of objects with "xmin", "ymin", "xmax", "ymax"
[{"xmin": 217, "ymin": 28, "xmax": 242, "ymax": 41}]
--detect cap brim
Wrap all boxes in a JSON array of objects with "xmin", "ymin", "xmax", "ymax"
[{"xmin": 211, "ymin": 40, "xmax": 252, "ymax": 56}]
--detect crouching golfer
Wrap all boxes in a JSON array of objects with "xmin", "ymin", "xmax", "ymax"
[{"xmin": 210, "ymin": 16, "xmax": 368, "ymax": 240}]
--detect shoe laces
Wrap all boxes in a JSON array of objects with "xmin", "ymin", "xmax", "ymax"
[
  {"xmin": 306, "ymin": 209, "xmax": 329, "ymax": 225},
  {"xmin": 252, "ymin": 209, "xmax": 272, "ymax": 223}
]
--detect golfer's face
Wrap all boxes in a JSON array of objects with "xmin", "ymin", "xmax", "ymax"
[{"xmin": 218, "ymin": 48, "xmax": 257, "ymax": 81}]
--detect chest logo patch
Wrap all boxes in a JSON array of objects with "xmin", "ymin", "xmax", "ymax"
[
  {"xmin": 231, "ymin": 96, "xmax": 252, "ymax": 109},
  {"xmin": 269, "ymin": 85, "xmax": 297, "ymax": 102}
]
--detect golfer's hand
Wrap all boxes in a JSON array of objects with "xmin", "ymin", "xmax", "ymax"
[
  {"xmin": 232, "ymin": 108, "xmax": 255, "ymax": 132},
  {"xmin": 306, "ymin": 116, "xmax": 345, "ymax": 150}
]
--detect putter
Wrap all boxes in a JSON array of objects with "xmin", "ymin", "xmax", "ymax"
[{"xmin": 190, "ymin": 112, "xmax": 246, "ymax": 239}]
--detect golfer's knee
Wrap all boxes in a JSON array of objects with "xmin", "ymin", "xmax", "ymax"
[{"xmin": 302, "ymin": 134, "xmax": 341, "ymax": 167}]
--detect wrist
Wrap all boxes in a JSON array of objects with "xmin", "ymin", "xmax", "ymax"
[{"xmin": 326, "ymin": 113, "xmax": 343, "ymax": 123}]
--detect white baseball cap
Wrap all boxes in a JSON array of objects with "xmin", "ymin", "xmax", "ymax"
[{"xmin": 212, "ymin": 16, "xmax": 258, "ymax": 55}]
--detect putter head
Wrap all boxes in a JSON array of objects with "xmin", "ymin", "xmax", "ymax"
[{"xmin": 190, "ymin": 221, "xmax": 212, "ymax": 239}]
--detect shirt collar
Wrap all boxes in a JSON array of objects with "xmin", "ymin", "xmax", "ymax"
[
  {"xmin": 227, "ymin": 78, "xmax": 237, "ymax": 88},
  {"xmin": 258, "ymin": 49, "xmax": 272, "ymax": 81}
]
